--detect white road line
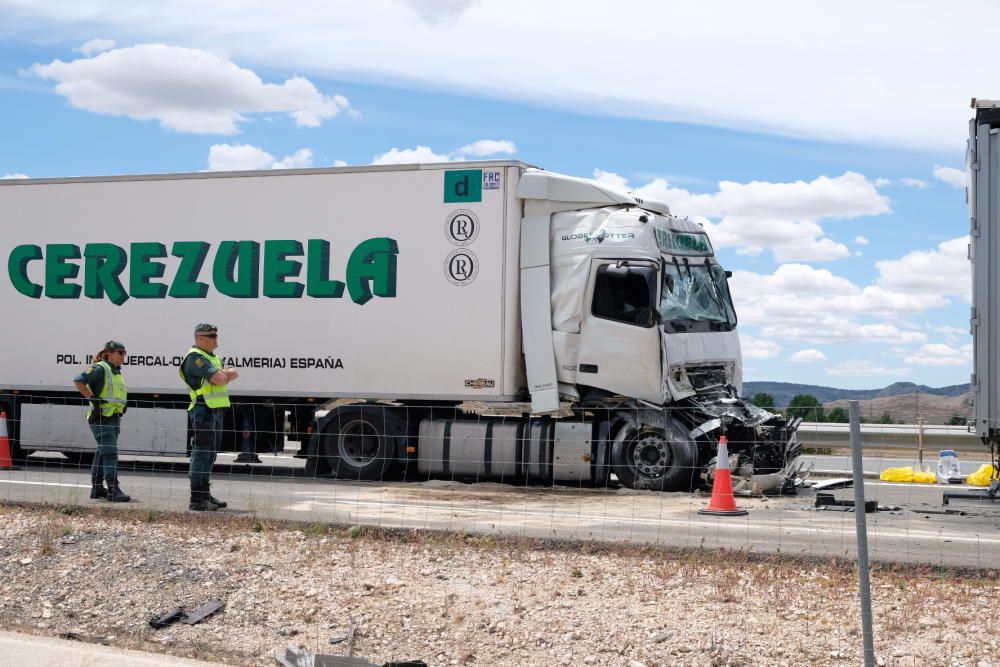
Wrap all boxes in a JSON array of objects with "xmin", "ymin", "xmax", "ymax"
[{"xmin": 1, "ymin": 479, "xmax": 88, "ymax": 489}]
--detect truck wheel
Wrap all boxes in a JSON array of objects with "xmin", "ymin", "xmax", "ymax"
[
  {"xmin": 612, "ymin": 427, "xmax": 696, "ymax": 491},
  {"xmin": 322, "ymin": 408, "xmax": 396, "ymax": 481}
]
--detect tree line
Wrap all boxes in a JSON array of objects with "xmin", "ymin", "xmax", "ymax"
[{"xmin": 749, "ymin": 393, "xmax": 967, "ymax": 425}]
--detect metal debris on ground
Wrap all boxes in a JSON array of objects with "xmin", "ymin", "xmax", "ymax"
[
  {"xmin": 59, "ymin": 632, "xmax": 112, "ymax": 645},
  {"xmin": 148, "ymin": 600, "xmax": 224, "ymax": 629},
  {"xmin": 276, "ymin": 646, "xmax": 428, "ymax": 667},
  {"xmin": 809, "ymin": 478, "xmax": 854, "ymax": 491},
  {"xmin": 814, "ymin": 493, "xmax": 877, "ymax": 513},
  {"xmin": 148, "ymin": 607, "xmax": 186, "ymax": 629},
  {"xmin": 180, "ymin": 599, "xmax": 223, "ymax": 625}
]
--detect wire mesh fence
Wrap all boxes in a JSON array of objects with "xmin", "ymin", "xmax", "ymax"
[{"xmin": 0, "ymin": 395, "xmax": 998, "ymax": 664}]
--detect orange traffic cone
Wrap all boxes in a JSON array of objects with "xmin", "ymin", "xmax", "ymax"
[
  {"xmin": 698, "ymin": 435, "xmax": 747, "ymax": 516},
  {"xmin": 0, "ymin": 411, "xmax": 18, "ymax": 470}
]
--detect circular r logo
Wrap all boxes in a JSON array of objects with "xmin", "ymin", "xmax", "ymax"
[
  {"xmin": 444, "ymin": 249, "xmax": 479, "ymax": 286},
  {"xmin": 445, "ymin": 209, "xmax": 479, "ymax": 246}
]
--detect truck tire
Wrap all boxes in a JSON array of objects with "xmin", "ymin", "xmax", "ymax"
[
  {"xmin": 612, "ymin": 426, "xmax": 696, "ymax": 492},
  {"xmin": 321, "ymin": 407, "xmax": 397, "ymax": 481}
]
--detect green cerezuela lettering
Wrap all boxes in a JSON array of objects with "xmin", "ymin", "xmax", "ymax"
[{"xmin": 7, "ymin": 238, "xmax": 398, "ymax": 306}]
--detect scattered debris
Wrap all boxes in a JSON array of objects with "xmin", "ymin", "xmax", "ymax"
[
  {"xmin": 180, "ymin": 599, "xmax": 223, "ymax": 625},
  {"xmin": 148, "ymin": 607, "xmax": 185, "ymax": 630},
  {"xmin": 275, "ymin": 646, "xmax": 427, "ymax": 667},
  {"xmin": 147, "ymin": 599, "xmax": 224, "ymax": 629},
  {"xmin": 59, "ymin": 632, "xmax": 112, "ymax": 646},
  {"xmin": 810, "ymin": 478, "xmax": 854, "ymax": 491},
  {"xmin": 815, "ymin": 493, "xmax": 877, "ymax": 513}
]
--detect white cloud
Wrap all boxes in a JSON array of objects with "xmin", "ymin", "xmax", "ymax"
[
  {"xmin": 827, "ymin": 360, "xmax": 909, "ymax": 377},
  {"xmin": 206, "ymin": 144, "xmax": 314, "ymax": 171},
  {"xmin": 372, "ymin": 139, "xmax": 517, "ymax": 164},
  {"xmin": 854, "ymin": 236, "xmax": 870, "ymax": 245},
  {"xmin": 875, "ymin": 236, "xmax": 970, "ymax": 300},
  {"xmin": 399, "ymin": 0, "xmax": 481, "ymax": 25},
  {"xmin": 933, "ymin": 165, "xmax": 966, "ymax": 188},
  {"xmin": 741, "ymin": 336, "xmax": 780, "ymax": 359},
  {"xmin": 272, "ymin": 148, "xmax": 314, "ymax": 169},
  {"xmin": 875, "ymin": 177, "xmax": 927, "ymax": 188},
  {"xmin": 1, "ymin": 173, "xmax": 28, "ymax": 179},
  {"xmin": 77, "ymin": 38, "xmax": 114, "ymax": 56},
  {"xmin": 31, "ymin": 44, "xmax": 354, "ymax": 134},
  {"xmin": 729, "ymin": 260, "xmax": 954, "ymax": 348},
  {"xmin": 790, "ymin": 349, "xmax": 827, "ymax": 362},
  {"xmin": 456, "ymin": 139, "xmax": 517, "ymax": 156},
  {"xmin": 594, "ymin": 170, "xmax": 889, "ymax": 263},
  {"xmin": 372, "ymin": 145, "xmax": 455, "ymax": 165},
  {"xmin": 904, "ymin": 343, "xmax": 973, "ymax": 367},
  {"xmin": 0, "ymin": 2, "xmax": 988, "ymax": 150},
  {"xmin": 934, "ymin": 324, "xmax": 968, "ymax": 344}
]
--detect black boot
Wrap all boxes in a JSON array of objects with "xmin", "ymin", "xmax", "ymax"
[
  {"xmin": 189, "ymin": 486, "xmax": 217, "ymax": 512},
  {"xmin": 207, "ymin": 485, "xmax": 227, "ymax": 509},
  {"xmin": 106, "ymin": 477, "xmax": 131, "ymax": 503},
  {"xmin": 89, "ymin": 473, "xmax": 108, "ymax": 500}
]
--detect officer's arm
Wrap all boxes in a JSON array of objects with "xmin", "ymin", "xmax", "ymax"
[
  {"xmin": 74, "ymin": 380, "xmax": 94, "ymax": 399},
  {"xmin": 208, "ymin": 368, "xmax": 238, "ymax": 385}
]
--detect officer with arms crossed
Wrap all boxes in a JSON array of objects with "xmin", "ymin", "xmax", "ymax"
[
  {"xmin": 72, "ymin": 340, "xmax": 132, "ymax": 502},
  {"xmin": 180, "ymin": 324, "xmax": 239, "ymax": 511}
]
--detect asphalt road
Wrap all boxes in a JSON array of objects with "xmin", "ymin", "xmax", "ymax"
[{"xmin": 3, "ymin": 452, "xmax": 1000, "ymax": 569}]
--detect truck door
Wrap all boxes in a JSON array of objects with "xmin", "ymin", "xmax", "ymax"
[{"xmin": 577, "ymin": 260, "xmax": 662, "ymax": 402}]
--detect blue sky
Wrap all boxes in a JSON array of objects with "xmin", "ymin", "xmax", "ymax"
[{"xmin": 0, "ymin": 0, "xmax": 984, "ymax": 389}]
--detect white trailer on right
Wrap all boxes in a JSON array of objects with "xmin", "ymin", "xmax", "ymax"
[{"xmin": 967, "ymin": 99, "xmax": 1000, "ymax": 497}]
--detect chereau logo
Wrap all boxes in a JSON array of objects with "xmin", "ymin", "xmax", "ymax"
[{"xmin": 6, "ymin": 238, "xmax": 398, "ymax": 306}]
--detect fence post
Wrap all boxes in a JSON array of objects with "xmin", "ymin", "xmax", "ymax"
[
  {"xmin": 849, "ymin": 400, "xmax": 876, "ymax": 667},
  {"xmin": 917, "ymin": 417, "xmax": 925, "ymax": 470}
]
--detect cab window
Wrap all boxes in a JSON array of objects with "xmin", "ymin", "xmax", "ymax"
[{"xmin": 591, "ymin": 264, "xmax": 656, "ymax": 327}]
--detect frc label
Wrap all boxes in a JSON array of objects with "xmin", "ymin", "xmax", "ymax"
[
  {"xmin": 444, "ymin": 169, "xmax": 483, "ymax": 203},
  {"xmin": 483, "ymin": 170, "xmax": 501, "ymax": 190}
]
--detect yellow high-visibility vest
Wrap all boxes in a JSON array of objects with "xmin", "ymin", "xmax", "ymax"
[
  {"xmin": 180, "ymin": 347, "xmax": 230, "ymax": 410},
  {"xmin": 87, "ymin": 360, "xmax": 127, "ymax": 419}
]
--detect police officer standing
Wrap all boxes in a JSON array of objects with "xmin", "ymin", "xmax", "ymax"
[
  {"xmin": 72, "ymin": 341, "xmax": 131, "ymax": 502},
  {"xmin": 180, "ymin": 324, "xmax": 239, "ymax": 511}
]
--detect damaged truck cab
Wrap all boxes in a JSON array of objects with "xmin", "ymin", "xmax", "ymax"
[{"xmin": 515, "ymin": 170, "xmax": 801, "ymax": 491}]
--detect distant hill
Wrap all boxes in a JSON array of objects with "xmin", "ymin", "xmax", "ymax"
[{"xmin": 743, "ymin": 381, "xmax": 972, "ymax": 409}]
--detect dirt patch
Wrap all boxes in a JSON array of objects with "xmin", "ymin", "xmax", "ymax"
[{"xmin": 1, "ymin": 503, "xmax": 998, "ymax": 666}]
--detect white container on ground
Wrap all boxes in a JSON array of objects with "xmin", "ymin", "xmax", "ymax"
[{"xmin": 936, "ymin": 449, "xmax": 961, "ymax": 484}]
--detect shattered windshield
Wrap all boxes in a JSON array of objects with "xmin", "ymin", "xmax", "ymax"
[{"xmin": 658, "ymin": 260, "xmax": 737, "ymax": 333}]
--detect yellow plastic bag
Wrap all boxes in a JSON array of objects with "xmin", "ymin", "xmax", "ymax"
[
  {"xmin": 879, "ymin": 466, "xmax": 937, "ymax": 484},
  {"xmin": 966, "ymin": 464, "xmax": 998, "ymax": 487}
]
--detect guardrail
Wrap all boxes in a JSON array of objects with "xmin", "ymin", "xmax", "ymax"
[{"xmin": 796, "ymin": 422, "xmax": 983, "ymax": 454}]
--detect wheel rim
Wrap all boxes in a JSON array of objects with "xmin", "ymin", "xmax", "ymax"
[
  {"xmin": 630, "ymin": 431, "xmax": 672, "ymax": 479},
  {"xmin": 337, "ymin": 420, "xmax": 381, "ymax": 467}
]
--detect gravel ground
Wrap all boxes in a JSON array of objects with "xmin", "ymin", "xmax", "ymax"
[{"xmin": 0, "ymin": 503, "xmax": 999, "ymax": 667}]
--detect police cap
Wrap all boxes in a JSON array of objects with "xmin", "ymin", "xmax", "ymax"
[
  {"xmin": 194, "ymin": 323, "xmax": 218, "ymax": 335},
  {"xmin": 104, "ymin": 340, "xmax": 126, "ymax": 352}
]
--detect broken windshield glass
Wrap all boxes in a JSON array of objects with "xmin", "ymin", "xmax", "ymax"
[{"xmin": 658, "ymin": 260, "xmax": 737, "ymax": 333}]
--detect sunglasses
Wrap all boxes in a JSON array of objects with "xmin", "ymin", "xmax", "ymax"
[{"xmin": 198, "ymin": 333, "xmax": 218, "ymax": 339}]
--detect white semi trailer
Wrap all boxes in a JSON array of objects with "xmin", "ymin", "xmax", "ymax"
[{"xmin": 0, "ymin": 161, "xmax": 800, "ymax": 491}]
